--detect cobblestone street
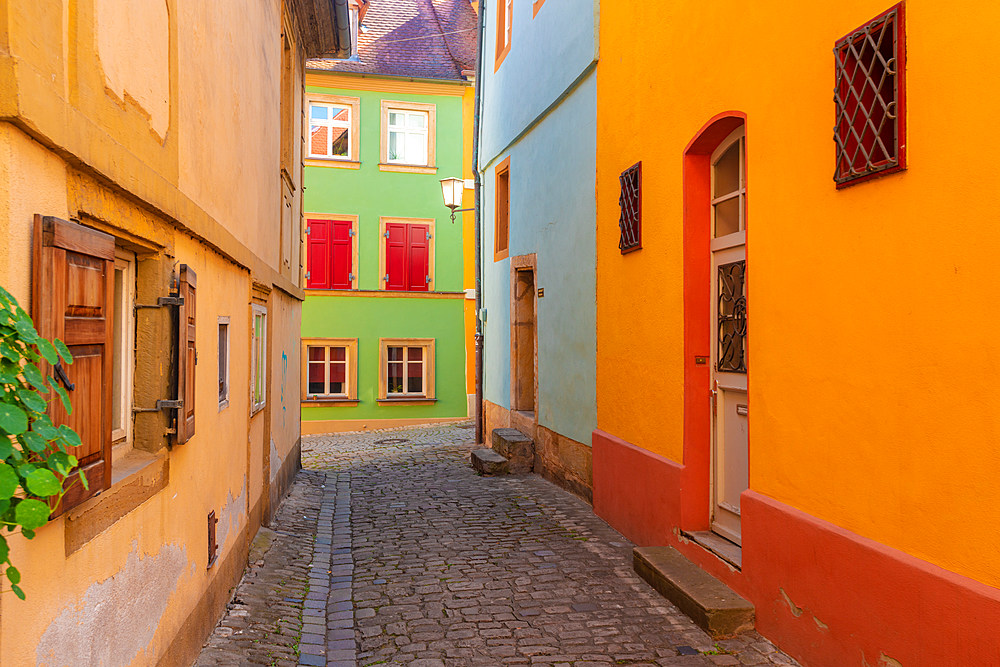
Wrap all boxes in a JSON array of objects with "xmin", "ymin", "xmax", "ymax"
[{"xmin": 197, "ymin": 423, "xmax": 797, "ymax": 666}]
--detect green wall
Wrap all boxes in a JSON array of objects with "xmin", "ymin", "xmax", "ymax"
[
  {"xmin": 302, "ymin": 77, "xmax": 470, "ymax": 423},
  {"xmin": 302, "ymin": 297, "xmax": 466, "ymax": 420}
]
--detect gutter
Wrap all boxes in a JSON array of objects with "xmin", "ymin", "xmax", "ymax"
[
  {"xmin": 332, "ymin": 0, "xmax": 353, "ymax": 59},
  {"xmin": 472, "ymin": 0, "xmax": 486, "ymax": 446}
]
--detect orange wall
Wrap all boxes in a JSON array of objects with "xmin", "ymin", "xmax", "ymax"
[{"xmin": 597, "ymin": 0, "xmax": 1000, "ymax": 588}]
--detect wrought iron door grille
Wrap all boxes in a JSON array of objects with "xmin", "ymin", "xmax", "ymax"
[
  {"xmin": 618, "ymin": 162, "xmax": 642, "ymax": 253},
  {"xmin": 833, "ymin": 4, "xmax": 904, "ymax": 186},
  {"xmin": 717, "ymin": 260, "xmax": 747, "ymax": 373}
]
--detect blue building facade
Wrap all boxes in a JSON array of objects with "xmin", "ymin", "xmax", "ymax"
[{"xmin": 478, "ymin": 0, "xmax": 598, "ymax": 498}]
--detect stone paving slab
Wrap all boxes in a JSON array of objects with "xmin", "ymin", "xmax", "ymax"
[{"xmin": 196, "ymin": 422, "xmax": 798, "ymax": 667}]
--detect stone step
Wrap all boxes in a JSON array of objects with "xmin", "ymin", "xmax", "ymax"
[
  {"xmin": 491, "ymin": 428, "xmax": 534, "ymax": 473},
  {"xmin": 471, "ymin": 448, "xmax": 508, "ymax": 475},
  {"xmin": 633, "ymin": 546, "xmax": 754, "ymax": 638}
]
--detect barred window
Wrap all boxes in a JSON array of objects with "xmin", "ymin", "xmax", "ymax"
[
  {"xmin": 834, "ymin": 3, "xmax": 906, "ymax": 186},
  {"xmin": 619, "ymin": 162, "xmax": 641, "ymax": 253}
]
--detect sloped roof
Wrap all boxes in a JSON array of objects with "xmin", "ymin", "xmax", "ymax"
[{"xmin": 308, "ymin": 0, "xmax": 477, "ymax": 82}]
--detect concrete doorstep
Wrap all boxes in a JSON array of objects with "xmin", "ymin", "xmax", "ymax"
[{"xmin": 633, "ymin": 546, "xmax": 754, "ymax": 638}]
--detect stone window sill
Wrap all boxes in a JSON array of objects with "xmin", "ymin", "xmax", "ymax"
[
  {"xmin": 302, "ymin": 398, "xmax": 359, "ymax": 407},
  {"xmin": 64, "ymin": 449, "xmax": 169, "ymax": 555},
  {"xmin": 376, "ymin": 397, "xmax": 438, "ymax": 406}
]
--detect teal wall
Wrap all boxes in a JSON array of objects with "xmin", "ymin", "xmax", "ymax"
[{"xmin": 302, "ymin": 77, "xmax": 469, "ymax": 423}]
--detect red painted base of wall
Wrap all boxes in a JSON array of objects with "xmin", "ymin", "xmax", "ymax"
[{"xmin": 593, "ymin": 429, "xmax": 1000, "ymax": 666}]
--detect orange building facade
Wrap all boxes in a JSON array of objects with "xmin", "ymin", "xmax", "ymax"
[{"xmin": 594, "ymin": 1, "xmax": 1000, "ymax": 665}]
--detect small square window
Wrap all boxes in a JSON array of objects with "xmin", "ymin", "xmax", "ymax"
[
  {"xmin": 833, "ymin": 3, "xmax": 906, "ymax": 186},
  {"xmin": 303, "ymin": 339, "xmax": 357, "ymax": 400},
  {"xmin": 380, "ymin": 101, "xmax": 436, "ymax": 171},
  {"xmin": 379, "ymin": 338, "xmax": 435, "ymax": 401},
  {"xmin": 618, "ymin": 162, "xmax": 641, "ymax": 253},
  {"xmin": 306, "ymin": 95, "xmax": 360, "ymax": 164}
]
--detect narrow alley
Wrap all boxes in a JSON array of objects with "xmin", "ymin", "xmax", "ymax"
[{"xmin": 195, "ymin": 425, "xmax": 796, "ymax": 667}]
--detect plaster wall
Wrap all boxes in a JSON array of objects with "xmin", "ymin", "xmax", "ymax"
[
  {"xmin": 596, "ymin": 0, "xmax": 1000, "ymax": 589},
  {"xmin": 482, "ymin": 72, "xmax": 596, "ymax": 446},
  {"xmin": 478, "ymin": 0, "xmax": 597, "ymax": 164}
]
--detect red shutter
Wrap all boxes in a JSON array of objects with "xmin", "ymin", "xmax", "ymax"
[
  {"xmin": 306, "ymin": 219, "xmax": 330, "ymax": 289},
  {"xmin": 32, "ymin": 215, "xmax": 114, "ymax": 514},
  {"xmin": 406, "ymin": 224, "xmax": 429, "ymax": 291},
  {"xmin": 385, "ymin": 223, "xmax": 407, "ymax": 291},
  {"xmin": 175, "ymin": 265, "xmax": 196, "ymax": 444},
  {"xmin": 331, "ymin": 220, "xmax": 353, "ymax": 289}
]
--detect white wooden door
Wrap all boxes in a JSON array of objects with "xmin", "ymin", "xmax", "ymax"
[{"xmin": 709, "ymin": 127, "xmax": 748, "ymax": 545}]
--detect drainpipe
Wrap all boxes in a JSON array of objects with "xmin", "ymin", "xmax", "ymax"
[{"xmin": 472, "ymin": 0, "xmax": 486, "ymax": 445}]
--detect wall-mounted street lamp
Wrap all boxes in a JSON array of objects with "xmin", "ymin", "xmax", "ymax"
[{"xmin": 440, "ymin": 177, "xmax": 474, "ymax": 223}]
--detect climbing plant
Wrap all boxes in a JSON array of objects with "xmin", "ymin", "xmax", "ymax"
[{"xmin": 0, "ymin": 285, "xmax": 85, "ymax": 599}]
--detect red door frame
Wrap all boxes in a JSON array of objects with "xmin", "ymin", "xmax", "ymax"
[{"xmin": 681, "ymin": 111, "xmax": 748, "ymax": 531}]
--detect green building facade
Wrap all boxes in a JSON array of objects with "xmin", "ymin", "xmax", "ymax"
[{"xmin": 301, "ymin": 4, "xmax": 477, "ymax": 433}]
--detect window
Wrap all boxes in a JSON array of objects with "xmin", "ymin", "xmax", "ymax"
[
  {"xmin": 307, "ymin": 95, "xmax": 360, "ymax": 165},
  {"xmin": 379, "ymin": 338, "xmax": 435, "ymax": 401},
  {"xmin": 494, "ymin": 157, "xmax": 510, "ymax": 261},
  {"xmin": 388, "ymin": 110, "xmax": 428, "ymax": 165},
  {"xmin": 302, "ymin": 338, "xmax": 358, "ymax": 401},
  {"xmin": 712, "ymin": 129, "xmax": 745, "ymax": 239},
  {"xmin": 251, "ymin": 304, "xmax": 267, "ymax": 413},
  {"xmin": 380, "ymin": 217, "xmax": 434, "ymax": 291},
  {"xmin": 218, "ymin": 317, "xmax": 229, "ymax": 408},
  {"xmin": 618, "ymin": 162, "xmax": 642, "ymax": 253},
  {"xmin": 495, "ymin": 0, "xmax": 512, "ymax": 69},
  {"xmin": 834, "ymin": 3, "xmax": 905, "ymax": 186},
  {"xmin": 379, "ymin": 100, "xmax": 436, "ymax": 172},
  {"xmin": 112, "ymin": 249, "xmax": 136, "ymax": 447},
  {"xmin": 306, "ymin": 215, "xmax": 357, "ymax": 289}
]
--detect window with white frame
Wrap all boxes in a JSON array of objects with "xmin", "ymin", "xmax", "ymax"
[
  {"xmin": 379, "ymin": 338, "xmax": 435, "ymax": 400},
  {"xmin": 309, "ymin": 102, "xmax": 351, "ymax": 159},
  {"xmin": 303, "ymin": 338, "xmax": 358, "ymax": 400},
  {"xmin": 251, "ymin": 305, "xmax": 267, "ymax": 412},
  {"xmin": 111, "ymin": 249, "xmax": 136, "ymax": 446},
  {"xmin": 218, "ymin": 317, "xmax": 230, "ymax": 408},
  {"xmin": 387, "ymin": 110, "xmax": 428, "ymax": 165}
]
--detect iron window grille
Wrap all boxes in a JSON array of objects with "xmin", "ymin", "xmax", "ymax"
[
  {"xmin": 717, "ymin": 260, "xmax": 747, "ymax": 373},
  {"xmin": 619, "ymin": 162, "xmax": 642, "ymax": 253},
  {"xmin": 833, "ymin": 3, "xmax": 906, "ymax": 187}
]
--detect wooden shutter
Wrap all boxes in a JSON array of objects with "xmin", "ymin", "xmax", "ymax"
[
  {"xmin": 31, "ymin": 215, "xmax": 114, "ymax": 513},
  {"xmin": 385, "ymin": 223, "xmax": 407, "ymax": 290},
  {"xmin": 406, "ymin": 224, "xmax": 429, "ymax": 292},
  {"xmin": 331, "ymin": 220, "xmax": 353, "ymax": 289},
  {"xmin": 306, "ymin": 219, "xmax": 330, "ymax": 289},
  {"xmin": 176, "ymin": 265, "xmax": 196, "ymax": 444}
]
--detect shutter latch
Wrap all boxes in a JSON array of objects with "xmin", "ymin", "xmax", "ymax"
[
  {"xmin": 135, "ymin": 295, "xmax": 184, "ymax": 310},
  {"xmin": 426, "ymin": 275, "xmax": 431, "ymax": 284},
  {"xmin": 305, "ymin": 226, "xmax": 311, "ymax": 235},
  {"xmin": 349, "ymin": 229, "xmax": 356, "ymax": 237},
  {"xmin": 305, "ymin": 271, "xmax": 311, "ymax": 280},
  {"xmin": 384, "ymin": 274, "xmax": 389, "ymax": 282},
  {"xmin": 54, "ymin": 362, "xmax": 75, "ymax": 391},
  {"xmin": 426, "ymin": 232, "xmax": 432, "ymax": 240},
  {"xmin": 349, "ymin": 273, "xmax": 355, "ymax": 281},
  {"xmin": 384, "ymin": 230, "xmax": 390, "ymax": 238}
]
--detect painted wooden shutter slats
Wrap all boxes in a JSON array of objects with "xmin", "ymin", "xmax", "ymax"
[
  {"xmin": 331, "ymin": 220, "xmax": 352, "ymax": 289},
  {"xmin": 385, "ymin": 223, "xmax": 407, "ymax": 290},
  {"xmin": 176, "ymin": 265, "xmax": 196, "ymax": 444},
  {"xmin": 32, "ymin": 215, "xmax": 114, "ymax": 515},
  {"xmin": 306, "ymin": 219, "xmax": 330, "ymax": 289},
  {"xmin": 407, "ymin": 224, "xmax": 429, "ymax": 292}
]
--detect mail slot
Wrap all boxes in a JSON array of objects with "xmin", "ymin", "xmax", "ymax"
[{"xmin": 736, "ymin": 404, "xmax": 749, "ymax": 416}]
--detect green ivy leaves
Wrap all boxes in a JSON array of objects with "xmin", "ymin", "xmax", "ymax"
[{"xmin": 0, "ymin": 285, "xmax": 83, "ymax": 600}]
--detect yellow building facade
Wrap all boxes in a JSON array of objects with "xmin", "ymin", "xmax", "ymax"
[
  {"xmin": 594, "ymin": 1, "xmax": 1000, "ymax": 665},
  {"xmin": 0, "ymin": 1, "xmax": 348, "ymax": 664}
]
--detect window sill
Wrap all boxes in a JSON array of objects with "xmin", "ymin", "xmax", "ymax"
[
  {"xmin": 219, "ymin": 398, "xmax": 230, "ymax": 412},
  {"xmin": 377, "ymin": 397, "xmax": 437, "ymax": 405},
  {"xmin": 64, "ymin": 449, "xmax": 169, "ymax": 555},
  {"xmin": 251, "ymin": 404, "xmax": 265, "ymax": 417},
  {"xmin": 302, "ymin": 398, "xmax": 359, "ymax": 407},
  {"xmin": 306, "ymin": 158, "xmax": 360, "ymax": 169},
  {"xmin": 379, "ymin": 163, "xmax": 437, "ymax": 175}
]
